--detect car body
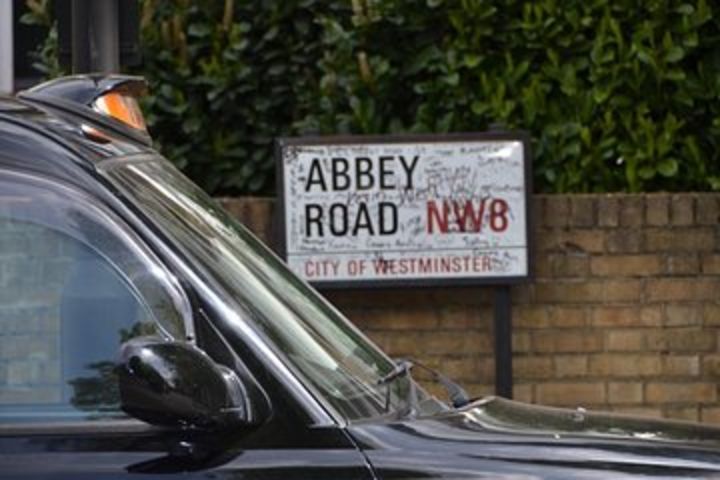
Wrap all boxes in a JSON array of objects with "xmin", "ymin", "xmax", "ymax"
[{"xmin": 1, "ymin": 75, "xmax": 720, "ymax": 479}]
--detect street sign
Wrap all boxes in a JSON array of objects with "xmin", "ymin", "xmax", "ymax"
[{"xmin": 276, "ymin": 133, "xmax": 532, "ymax": 288}]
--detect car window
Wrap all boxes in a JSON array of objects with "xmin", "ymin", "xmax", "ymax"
[
  {"xmin": 103, "ymin": 157, "xmax": 447, "ymax": 421},
  {"xmin": 0, "ymin": 170, "xmax": 191, "ymax": 423}
]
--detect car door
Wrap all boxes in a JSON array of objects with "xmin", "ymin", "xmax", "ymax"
[{"xmin": 0, "ymin": 168, "xmax": 373, "ymax": 479}]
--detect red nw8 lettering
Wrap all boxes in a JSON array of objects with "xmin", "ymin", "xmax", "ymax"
[{"xmin": 427, "ymin": 198, "xmax": 510, "ymax": 234}]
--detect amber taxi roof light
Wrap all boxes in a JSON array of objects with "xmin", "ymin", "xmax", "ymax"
[
  {"xmin": 92, "ymin": 91, "xmax": 147, "ymax": 133},
  {"xmin": 18, "ymin": 75, "xmax": 153, "ymax": 146}
]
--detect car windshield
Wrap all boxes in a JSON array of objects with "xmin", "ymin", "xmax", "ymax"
[{"xmin": 100, "ymin": 156, "xmax": 446, "ymax": 421}]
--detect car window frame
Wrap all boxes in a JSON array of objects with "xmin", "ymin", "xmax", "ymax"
[
  {"xmin": 0, "ymin": 166, "xmax": 195, "ymax": 428},
  {"xmin": 98, "ymin": 154, "xmax": 342, "ymax": 427}
]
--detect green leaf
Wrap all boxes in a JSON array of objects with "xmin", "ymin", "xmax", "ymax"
[
  {"xmin": 463, "ymin": 54, "xmax": 481, "ymax": 68},
  {"xmin": 665, "ymin": 46, "xmax": 685, "ymax": 63},
  {"xmin": 188, "ymin": 23, "xmax": 211, "ymax": 38},
  {"xmin": 658, "ymin": 158, "xmax": 679, "ymax": 177},
  {"xmin": 676, "ymin": 4, "xmax": 694, "ymax": 15},
  {"xmin": 19, "ymin": 0, "xmax": 714, "ymax": 196},
  {"xmin": 638, "ymin": 166, "xmax": 656, "ymax": 180}
]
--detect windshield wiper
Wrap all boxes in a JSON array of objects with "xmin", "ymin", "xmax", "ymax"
[
  {"xmin": 377, "ymin": 359, "xmax": 417, "ymax": 414},
  {"xmin": 377, "ymin": 359, "xmax": 471, "ymax": 415}
]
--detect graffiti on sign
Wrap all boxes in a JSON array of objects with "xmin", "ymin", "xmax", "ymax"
[{"xmin": 277, "ymin": 135, "xmax": 531, "ymax": 286}]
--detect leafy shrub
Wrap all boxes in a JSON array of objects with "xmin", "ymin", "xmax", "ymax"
[
  {"xmin": 24, "ymin": 0, "xmax": 720, "ymax": 194},
  {"xmin": 137, "ymin": 0, "xmax": 349, "ymax": 194},
  {"xmin": 301, "ymin": 0, "xmax": 720, "ymax": 193}
]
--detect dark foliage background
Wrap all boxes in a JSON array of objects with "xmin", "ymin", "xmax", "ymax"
[{"xmin": 24, "ymin": 0, "xmax": 720, "ymax": 194}]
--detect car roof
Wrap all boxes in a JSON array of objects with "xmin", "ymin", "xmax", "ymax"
[{"xmin": 0, "ymin": 87, "xmax": 154, "ymax": 184}]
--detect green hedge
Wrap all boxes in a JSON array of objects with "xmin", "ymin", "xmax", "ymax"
[{"xmin": 27, "ymin": 0, "xmax": 720, "ymax": 194}]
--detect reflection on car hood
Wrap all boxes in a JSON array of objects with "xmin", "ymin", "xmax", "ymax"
[
  {"xmin": 464, "ymin": 396, "xmax": 720, "ymax": 444},
  {"xmin": 349, "ymin": 396, "xmax": 720, "ymax": 479}
]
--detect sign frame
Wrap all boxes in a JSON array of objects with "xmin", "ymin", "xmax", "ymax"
[{"xmin": 274, "ymin": 131, "xmax": 534, "ymax": 290}]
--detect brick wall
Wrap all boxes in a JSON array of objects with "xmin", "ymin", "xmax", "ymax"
[
  {"xmin": 220, "ymin": 193, "xmax": 720, "ymax": 423},
  {"xmin": 0, "ymin": 218, "xmax": 65, "ymax": 404}
]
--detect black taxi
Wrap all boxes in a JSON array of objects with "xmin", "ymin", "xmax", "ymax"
[{"xmin": 2, "ymin": 75, "xmax": 720, "ymax": 479}]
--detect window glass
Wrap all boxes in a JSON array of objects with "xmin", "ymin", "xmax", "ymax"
[
  {"xmin": 0, "ymin": 171, "xmax": 190, "ymax": 423},
  {"xmin": 104, "ymin": 157, "xmax": 447, "ymax": 421}
]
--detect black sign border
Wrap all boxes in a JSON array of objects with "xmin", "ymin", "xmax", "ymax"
[{"xmin": 274, "ymin": 132, "xmax": 534, "ymax": 289}]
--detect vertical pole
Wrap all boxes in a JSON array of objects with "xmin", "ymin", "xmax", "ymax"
[
  {"xmin": 493, "ymin": 286, "xmax": 513, "ymax": 398},
  {"xmin": 71, "ymin": 0, "xmax": 91, "ymax": 73},
  {"xmin": 0, "ymin": 0, "xmax": 13, "ymax": 93},
  {"xmin": 91, "ymin": 0, "xmax": 120, "ymax": 73}
]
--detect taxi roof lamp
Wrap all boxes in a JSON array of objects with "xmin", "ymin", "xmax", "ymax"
[
  {"xmin": 92, "ymin": 89, "xmax": 147, "ymax": 132},
  {"xmin": 18, "ymin": 74, "xmax": 151, "ymax": 145}
]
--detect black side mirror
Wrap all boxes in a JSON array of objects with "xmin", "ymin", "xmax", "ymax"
[{"xmin": 117, "ymin": 337, "xmax": 257, "ymax": 430}]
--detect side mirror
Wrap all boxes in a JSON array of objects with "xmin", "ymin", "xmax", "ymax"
[{"xmin": 117, "ymin": 337, "xmax": 257, "ymax": 430}]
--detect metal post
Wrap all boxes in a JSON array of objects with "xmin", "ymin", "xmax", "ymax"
[
  {"xmin": 0, "ymin": 0, "xmax": 13, "ymax": 93},
  {"xmin": 493, "ymin": 286, "xmax": 513, "ymax": 398},
  {"xmin": 71, "ymin": 0, "xmax": 91, "ymax": 73},
  {"xmin": 91, "ymin": 0, "xmax": 120, "ymax": 73}
]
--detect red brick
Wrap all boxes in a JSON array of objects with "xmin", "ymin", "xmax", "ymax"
[
  {"xmin": 224, "ymin": 197, "xmax": 274, "ymax": 239},
  {"xmin": 427, "ymin": 357, "xmax": 481, "ymax": 381},
  {"xmin": 646, "ymin": 382, "xmax": 716, "ymax": 403},
  {"xmin": 701, "ymin": 254, "xmax": 720, "ymax": 275},
  {"xmin": 551, "ymin": 253, "xmax": 590, "ymax": 277},
  {"xmin": 616, "ymin": 407, "xmax": 662, "ymax": 418},
  {"xmin": 605, "ymin": 230, "xmax": 643, "ymax": 253},
  {"xmin": 696, "ymin": 195, "xmax": 720, "ymax": 225},
  {"xmin": 569, "ymin": 196, "xmax": 596, "ymax": 227},
  {"xmin": 606, "ymin": 330, "xmax": 646, "ymax": 351},
  {"xmin": 664, "ymin": 304, "xmax": 701, "ymax": 327},
  {"xmin": 603, "ymin": 280, "xmax": 643, "ymax": 302},
  {"xmin": 590, "ymin": 255, "xmax": 661, "ymax": 277},
  {"xmin": 701, "ymin": 355, "xmax": 720, "ymax": 376},
  {"xmin": 533, "ymin": 253, "xmax": 553, "ymax": 278},
  {"xmin": 588, "ymin": 354, "xmax": 661, "ymax": 377},
  {"xmin": 549, "ymin": 307, "xmax": 587, "ymax": 328},
  {"xmin": 703, "ymin": 304, "xmax": 720, "ymax": 326},
  {"xmin": 378, "ymin": 332, "xmax": 423, "ymax": 356},
  {"xmin": 670, "ymin": 195, "xmax": 694, "ymax": 226},
  {"xmin": 544, "ymin": 196, "xmax": 570, "ymax": 227},
  {"xmin": 433, "ymin": 287, "xmax": 493, "ymax": 306},
  {"xmin": 702, "ymin": 407, "xmax": 720, "ymax": 424},
  {"xmin": 510, "ymin": 285, "xmax": 533, "ymax": 304},
  {"xmin": 360, "ymin": 308, "xmax": 438, "ymax": 330},
  {"xmin": 514, "ymin": 306, "xmax": 550, "ymax": 329},
  {"xmin": 646, "ymin": 279, "xmax": 718, "ymax": 302},
  {"xmin": 533, "ymin": 331, "xmax": 604, "ymax": 353},
  {"xmin": 545, "ymin": 230, "xmax": 606, "ymax": 254},
  {"xmin": 513, "ymin": 332, "xmax": 532, "ymax": 353},
  {"xmin": 662, "ymin": 355, "xmax": 700, "ymax": 376},
  {"xmin": 438, "ymin": 307, "xmax": 488, "ymax": 329},
  {"xmin": 515, "ymin": 356, "xmax": 554, "ymax": 379},
  {"xmin": 645, "ymin": 195, "xmax": 670, "ymax": 226},
  {"xmin": 644, "ymin": 228, "xmax": 715, "ymax": 252},
  {"xmin": 619, "ymin": 197, "xmax": 644, "ymax": 227},
  {"xmin": 422, "ymin": 382, "xmax": 446, "ymax": 399},
  {"xmin": 597, "ymin": 196, "xmax": 619, "ymax": 227},
  {"xmin": 513, "ymin": 384, "xmax": 534, "ymax": 403},
  {"xmin": 536, "ymin": 382, "xmax": 606, "ymax": 406},
  {"xmin": 464, "ymin": 383, "xmax": 495, "ymax": 398},
  {"xmin": 223, "ymin": 194, "xmax": 720, "ymax": 422},
  {"xmin": 608, "ymin": 382, "xmax": 643, "ymax": 404},
  {"xmin": 554, "ymin": 355, "xmax": 588, "ymax": 377},
  {"xmin": 663, "ymin": 406, "xmax": 699, "ymax": 422},
  {"xmin": 423, "ymin": 331, "xmax": 491, "ymax": 355},
  {"xmin": 645, "ymin": 329, "xmax": 716, "ymax": 352},
  {"xmin": 663, "ymin": 254, "xmax": 700, "ymax": 275},
  {"xmin": 591, "ymin": 307, "xmax": 662, "ymax": 327},
  {"xmin": 534, "ymin": 280, "xmax": 604, "ymax": 303}
]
